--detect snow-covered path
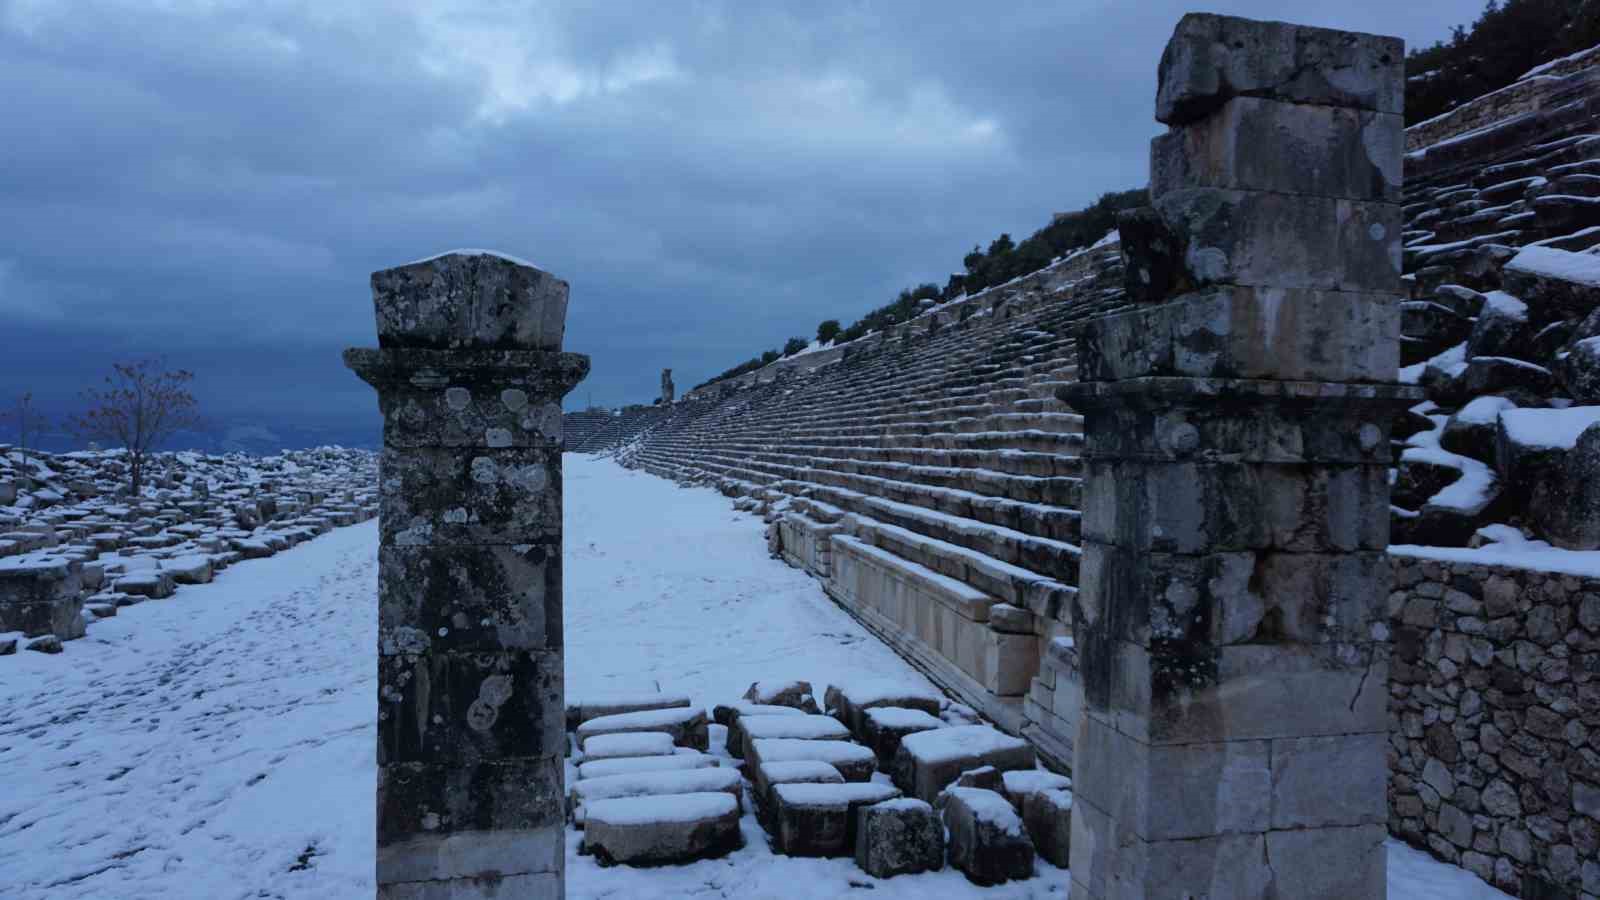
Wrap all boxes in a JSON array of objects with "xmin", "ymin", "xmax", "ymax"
[{"xmin": 0, "ymin": 456, "xmax": 1514, "ymax": 899}]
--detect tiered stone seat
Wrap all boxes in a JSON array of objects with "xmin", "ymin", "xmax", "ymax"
[{"xmin": 622, "ymin": 246, "xmax": 1127, "ymax": 768}]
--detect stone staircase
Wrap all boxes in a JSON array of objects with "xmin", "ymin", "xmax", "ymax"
[{"xmin": 562, "ymin": 408, "xmax": 614, "ymax": 450}]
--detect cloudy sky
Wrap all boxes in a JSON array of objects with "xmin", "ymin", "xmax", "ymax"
[{"xmin": 1, "ymin": 0, "xmax": 1481, "ymax": 446}]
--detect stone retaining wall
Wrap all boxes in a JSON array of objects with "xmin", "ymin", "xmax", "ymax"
[{"xmin": 1388, "ymin": 552, "xmax": 1600, "ymax": 899}]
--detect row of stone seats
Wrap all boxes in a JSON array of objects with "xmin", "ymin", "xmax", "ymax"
[
  {"xmin": 619, "ymin": 246, "xmax": 1128, "ymax": 768},
  {"xmin": 561, "ymin": 408, "xmax": 615, "ymax": 450}
]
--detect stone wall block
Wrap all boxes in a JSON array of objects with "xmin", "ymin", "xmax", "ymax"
[
  {"xmin": 1156, "ymin": 13, "xmax": 1403, "ymax": 125},
  {"xmin": 1270, "ymin": 733, "xmax": 1390, "ymax": 829},
  {"xmin": 1077, "ymin": 541, "xmax": 1390, "ymax": 649},
  {"xmin": 1079, "ymin": 637, "xmax": 1387, "ymax": 746},
  {"xmin": 1078, "ymin": 286, "xmax": 1400, "ymax": 383},
  {"xmin": 378, "ymin": 446, "xmax": 562, "ymax": 547},
  {"xmin": 378, "ymin": 648, "xmax": 563, "ymax": 767},
  {"xmin": 1151, "ymin": 97, "xmax": 1402, "ymax": 201},
  {"xmin": 378, "ymin": 543, "xmax": 562, "ymax": 654},
  {"xmin": 372, "ymin": 253, "xmax": 569, "ymax": 351},
  {"xmin": 1067, "ymin": 380, "xmax": 1409, "ymax": 464},
  {"xmin": 1155, "ymin": 188, "xmax": 1403, "ymax": 294},
  {"xmin": 1081, "ymin": 459, "xmax": 1391, "ymax": 553},
  {"xmin": 377, "ymin": 757, "xmax": 566, "ymax": 855}
]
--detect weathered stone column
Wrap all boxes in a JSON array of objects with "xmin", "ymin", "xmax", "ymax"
[
  {"xmin": 346, "ymin": 251, "xmax": 588, "ymax": 899},
  {"xmin": 1060, "ymin": 15, "xmax": 1415, "ymax": 899}
]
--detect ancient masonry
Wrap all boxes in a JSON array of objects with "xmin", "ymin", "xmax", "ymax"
[
  {"xmin": 561, "ymin": 12, "xmax": 1600, "ymax": 899},
  {"xmin": 346, "ymin": 251, "xmax": 588, "ymax": 899},
  {"xmin": 660, "ymin": 368, "xmax": 675, "ymax": 405},
  {"xmin": 0, "ymin": 447, "xmax": 376, "ymax": 654},
  {"xmin": 1062, "ymin": 14, "xmax": 1410, "ymax": 898}
]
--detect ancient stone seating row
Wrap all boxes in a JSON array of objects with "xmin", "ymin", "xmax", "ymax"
[
  {"xmin": 622, "ymin": 252, "xmax": 1127, "ymax": 760},
  {"xmin": 567, "ymin": 678, "xmax": 1071, "ymax": 882},
  {"xmin": 561, "ymin": 408, "xmax": 615, "ymax": 450}
]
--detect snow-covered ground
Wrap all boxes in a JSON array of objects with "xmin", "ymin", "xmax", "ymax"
[{"xmin": 0, "ymin": 455, "xmax": 1514, "ymax": 899}]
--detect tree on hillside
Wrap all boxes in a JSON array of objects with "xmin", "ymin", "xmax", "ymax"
[
  {"xmin": 1, "ymin": 392, "xmax": 49, "ymax": 471},
  {"xmin": 782, "ymin": 337, "xmax": 809, "ymax": 357},
  {"xmin": 68, "ymin": 360, "xmax": 202, "ymax": 497},
  {"xmin": 817, "ymin": 320, "xmax": 842, "ymax": 344},
  {"xmin": 761, "ymin": 349, "xmax": 781, "ymax": 365}
]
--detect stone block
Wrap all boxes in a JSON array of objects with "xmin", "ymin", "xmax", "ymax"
[
  {"xmin": 1154, "ymin": 188, "xmax": 1401, "ymax": 294},
  {"xmin": 1022, "ymin": 788, "xmax": 1073, "ymax": 868},
  {"xmin": 377, "ymin": 756, "xmax": 565, "ymax": 850},
  {"xmin": 742, "ymin": 678, "xmax": 820, "ymax": 712},
  {"xmin": 1152, "ymin": 97, "xmax": 1401, "ymax": 202},
  {"xmin": 824, "ymin": 678, "xmax": 943, "ymax": 740},
  {"xmin": 378, "ymin": 446, "xmax": 560, "ymax": 547},
  {"xmin": 378, "ymin": 543, "xmax": 561, "ymax": 654},
  {"xmin": 737, "ymin": 713, "xmax": 851, "ymax": 762},
  {"xmin": 1155, "ymin": 13, "xmax": 1403, "ymax": 125},
  {"xmin": 569, "ymin": 767, "xmax": 743, "ymax": 826},
  {"xmin": 893, "ymin": 725, "xmax": 1036, "ymax": 803},
  {"xmin": 855, "ymin": 798, "xmax": 945, "ymax": 878},
  {"xmin": 749, "ymin": 738, "xmax": 878, "ymax": 783},
  {"xmin": 577, "ymin": 706, "xmax": 709, "ymax": 752},
  {"xmin": 770, "ymin": 781, "xmax": 901, "ymax": 857},
  {"xmin": 577, "ymin": 732, "xmax": 676, "ymax": 761},
  {"xmin": 582, "ymin": 792, "xmax": 743, "ymax": 865},
  {"xmin": 860, "ymin": 706, "xmax": 945, "ymax": 766},
  {"xmin": 576, "ymin": 752, "xmax": 715, "ymax": 781},
  {"xmin": 752, "ymin": 759, "xmax": 844, "ymax": 824},
  {"xmin": 718, "ymin": 702, "xmax": 804, "ymax": 757},
  {"xmin": 377, "ymin": 648, "xmax": 562, "ymax": 767},
  {"xmin": 1082, "ymin": 639, "xmax": 1388, "ymax": 745},
  {"xmin": 943, "ymin": 787, "xmax": 1036, "ymax": 885},
  {"xmin": 371, "ymin": 251, "xmax": 569, "ymax": 351},
  {"xmin": 1078, "ymin": 286, "xmax": 1400, "ymax": 383},
  {"xmin": 566, "ymin": 690, "xmax": 692, "ymax": 731},
  {"xmin": 1268, "ymin": 733, "xmax": 1389, "ymax": 829}
]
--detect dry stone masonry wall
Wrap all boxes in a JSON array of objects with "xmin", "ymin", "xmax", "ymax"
[
  {"xmin": 1389, "ymin": 555, "xmax": 1600, "ymax": 899},
  {"xmin": 0, "ymin": 445, "xmax": 376, "ymax": 655}
]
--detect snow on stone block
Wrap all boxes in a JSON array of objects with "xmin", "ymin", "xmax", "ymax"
[
  {"xmin": 115, "ymin": 570, "xmax": 176, "ymax": 599},
  {"xmin": 751, "ymin": 759, "xmax": 845, "ymax": 817},
  {"xmin": 893, "ymin": 725, "xmax": 1037, "ymax": 803},
  {"xmin": 570, "ymin": 767, "xmax": 743, "ymax": 826},
  {"xmin": 581, "ymin": 792, "xmax": 743, "ymax": 866},
  {"xmin": 1021, "ymin": 788, "xmax": 1073, "ymax": 868},
  {"xmin": 861, "ymin": 706, "xmax": 945, "ymax": 766},
  {"xmin": 769, "ymin": 781, "xmax": 902, "ymax": 857},
  {"xmin": 577, "ymin": 705, "xmax": 710, "ymax": 752},
  {"xmin": 713, "ymin": 699, "xmax": 803, "ymax": 727},
  {"xmin": 824, "ymin": 677, "xmax": 943, "ymax": 740},
  {"xmin": 161, "ymin": 554, "xmax": 213, "ymax": 585},
  {"xmin": 1499, "ymin": 406, "xmax": 1600, "ymax": 451},
  {"xmin": 942, "ymin": 787, "xmax": 1036, "ymax": 885},
  {"xmin": 565, "ymin": 691, "xmax": 692, "ymax": 731},
  {"xmin": 1505, "ymin": 244, "xmax": 1600, "ymax": 287},
  {"xmin": 576, "ymin": 752, "xmax": 716, "ymax": 781},
  {"xmin": 581, "ymin": 732, "xmax": 677, "ymax": 761},
  {"xmin": 855, "ymin": 797, "xmax": 946, "ymax": 878},
  {"xmin": 741, "ymin": 679, "xmax": 820, "ymax": 713},
  {"xmin": 749, "ymin": 738, "xmax": 877, "ymax": 783},
  {"xmin": 717, "ymin": 702, "xmax": 805, "ymax": 756},
  {"xmin": 737, "ymin": 714, "xmax": 851, "ymax": 761},
  {"xmin": 1000, "ymin": 769, "xmax": 1072, "ymax": 813}
]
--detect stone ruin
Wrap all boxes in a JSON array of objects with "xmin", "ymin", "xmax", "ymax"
[
  {"xmin": 561, "ymin": 10, "xmax": 1600, "ymax": 900},
  {"xmin": 0, "ymin": 445, "xmax": 376, "ymax": 654},
  {"xmin": 346, "ymin": 250, "xmax": 588, "ymax": 898},
  {"xmin": 660, "ymin": 367, "xmax": 675, "ymax": 405}
]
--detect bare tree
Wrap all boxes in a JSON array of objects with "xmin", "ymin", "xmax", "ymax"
[
  {"xmin": 69, "ymin": 360, "xmax": 202, "ymax": 497},
  {"xmin": 2, "ymin": 392, "xmax": 51, "ymax": 474}
]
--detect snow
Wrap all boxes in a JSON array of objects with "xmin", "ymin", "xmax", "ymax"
[
  {"xmin": 401, "ymin": 247, "xmax": 545, "ymax": 270},
  {"xmin": 771, "ymin": 781, "xmax": 899, "ymax": 807},
  {"xmin": 1505, "ymin": 244, "xmax": 1600, "ymax": 286},
  {"xmin": 583, "ymin": 791, "xmax": 737, "ymax": 827},
  {"xmin": 578, "ymin": 753, "xmax": 717, "ymax": 780},
  {"xmin": 900, "ymin": 724, "xmax": 1028, "ymax": 764},
  {"xmin": 580, "ymin": 731, "xmax": 677, "ymax": 759},
  {"xmin": 1402, "ymin": 415, "xmax": 1498, "ymax": 515},
  {"xmin": 1518, "ymin": 44, "xmax": 1600, "ymax": 81},
  {"xmin": 864, "ymin": 706, "xmax": 945, "ymax": 728},
  {"xmin": 832, "ymin": 675, "xmax": 945, "ymax": 708},
  {"xmin": 1392, "ymin": 537, "xmax": 1600, "ymax": 579},
  {"xmin": 1454, "ymin": 395, "xmax": 1516, "ymax": 426},
  {"xmin": 1480, "ymin": 290, "xmax": 1527, "ymax": 320},
  {"xmin": 739, "ymin": 714, "xmax": 850, "ymax": 741},
  {"xmin": 1499, "ymin": 405, "xmax": 1600, "ymax": 450},
  {"xmin": 1001, "ymin": 769, "xmax": 1072, "ymax": 795},
  {"xmin": 0, "ymin": 456, "xmax": 1520, "ymax": 899}
]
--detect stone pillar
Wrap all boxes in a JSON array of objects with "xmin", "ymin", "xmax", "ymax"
[
  {"xmin": 660, "ymin": 368, "xmax": 675, "ymax": 405},
  {"xmin": 1059, "ymin": 15, "xmax": 1415, "ymax": 900},
  {"xmin": 346, "ymin": 251, "xmax": 589, "ymax": 899}
]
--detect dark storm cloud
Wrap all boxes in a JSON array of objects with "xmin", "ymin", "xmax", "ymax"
[{"xmin": 0, "ymin": 0, "xmax": 1483, "ymax": 441}]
